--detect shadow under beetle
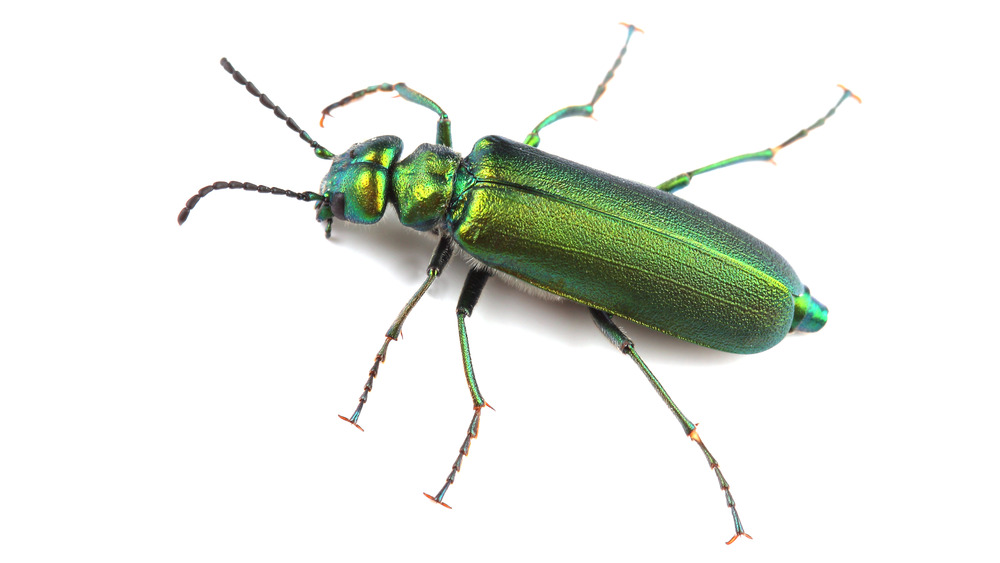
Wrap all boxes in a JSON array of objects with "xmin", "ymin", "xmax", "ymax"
[{"xmin": 178, "ymin": 24, "xmax": 859, "ymax": 543}]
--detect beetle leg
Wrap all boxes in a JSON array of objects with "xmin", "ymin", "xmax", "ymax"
[
  {"xmin": 523, "ymin": 23, "xmax": 641, "ymax": 148},
  {"xmin": 589, "ymin": 308, "xmax": 752, "ymax": 545},
  {"xmin": 338, "ymin": 236, "xmax": 454, "ymax": 431},
  {"xmin": 425, "ymin": 268, "xmax": 492, "ymax": 507},
  {"xmin": 320, "ymin": 83, "xmax": 452, "ymax": 147},
  {"xmin": 657, "ymin": 85, "xmax": 861, "ymax": 193}
]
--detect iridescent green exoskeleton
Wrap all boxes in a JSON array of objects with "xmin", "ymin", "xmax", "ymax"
[{"xmin": 178, "ymin": 24, "xmax": 859, "ymax": 544}]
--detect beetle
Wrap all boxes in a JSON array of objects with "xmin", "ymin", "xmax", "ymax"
[{"xmin": 178, "ymin": 24, "xmax": 859, "ymax": 543}]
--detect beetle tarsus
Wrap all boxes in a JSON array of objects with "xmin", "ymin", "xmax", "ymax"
[
  {"xmin": 689, "ymin": 427, "xmax": 750, "ymax": 544},
  {"xmin": 337, "ymin": 338, "xmax": 391, "ymax": 431},
  {"xmin": 726, "ymin": 505, "xmax": 753, "ymax": 544},
  {"xmin": 424, "ymin": 407, "xmax": 484, "ymax": 510}
]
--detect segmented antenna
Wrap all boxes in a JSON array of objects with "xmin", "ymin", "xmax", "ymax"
[
  {"xmin": 220, "ymin": 58, "xmax": 335, "ymax": 160},
  {"xmin": 177, "ymin": 181, "xmax": 321, "ymax": 225}
]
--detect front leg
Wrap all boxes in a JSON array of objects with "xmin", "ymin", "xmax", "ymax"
[{"xmin": 338, "ymin": 236, "xmax": 453, "ymax": 431}]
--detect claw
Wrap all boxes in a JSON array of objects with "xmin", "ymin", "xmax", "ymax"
[
  {"xmin": 837, "ymin": 84, "xmax": 863, "ymax": 104},
  {"xmin": 726, "ymin": 532, "xmax": 753, "ymax": 545},
  {"xmin": 423, "ymin": 492, "xmax": 452, "ymax": 509},
  {"xmin": 337, "ymin": 415, "xmax": 365, "ymax": 432}
]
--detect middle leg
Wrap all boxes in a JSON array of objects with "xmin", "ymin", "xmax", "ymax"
[
  {"xmin": 338, "ymin": 236, "xmax": 454, "ymax": 431},
  {"xmin": 424, "ymin": 268, "xmax": 493, "ymax": 507}
]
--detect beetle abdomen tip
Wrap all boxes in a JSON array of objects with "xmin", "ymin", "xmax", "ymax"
[{"xmin": 791, "ymin": 288, "xmax": 828, "ymax": 333}]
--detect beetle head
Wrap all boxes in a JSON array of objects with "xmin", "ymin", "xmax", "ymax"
[{"xmin": 315, "ymin": 135, "xmax": 403, "ymax": 235}]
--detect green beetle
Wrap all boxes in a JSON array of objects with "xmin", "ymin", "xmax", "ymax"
[{"xmin": 178, "ymin": 24, "xmax": 857, "ymax": 544}]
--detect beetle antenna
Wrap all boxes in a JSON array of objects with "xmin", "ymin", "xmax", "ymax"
[
  {"xmin": 219, "ymin": 58, "xmax": 335, "ymax": 160},
  {"xmin": 177, "ymin": 180, "xmax": 321, "ymax": 225}
]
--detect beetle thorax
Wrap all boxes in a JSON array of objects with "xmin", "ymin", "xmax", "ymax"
[{"xmin": 390, "ymin": 143, "xmax": 462, "ymax": 232}]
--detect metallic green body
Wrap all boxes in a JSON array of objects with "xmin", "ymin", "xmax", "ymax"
[
  {"xmin": 449, "ymin": 136, "xmax": 803, "ymax": 354},
  {"xmin": 319, "ymin": 134, "xmax": 825, "ymax": 355}
]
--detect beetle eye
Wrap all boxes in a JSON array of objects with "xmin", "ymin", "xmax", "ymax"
[{"xmin": 330, "ymin": 192, "xmax": 347, "ymax": 220}]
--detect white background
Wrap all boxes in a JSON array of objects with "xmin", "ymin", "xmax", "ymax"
[{"xmin": 2, "ymin": 1, "xmax": 996, "ymax": 561}]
